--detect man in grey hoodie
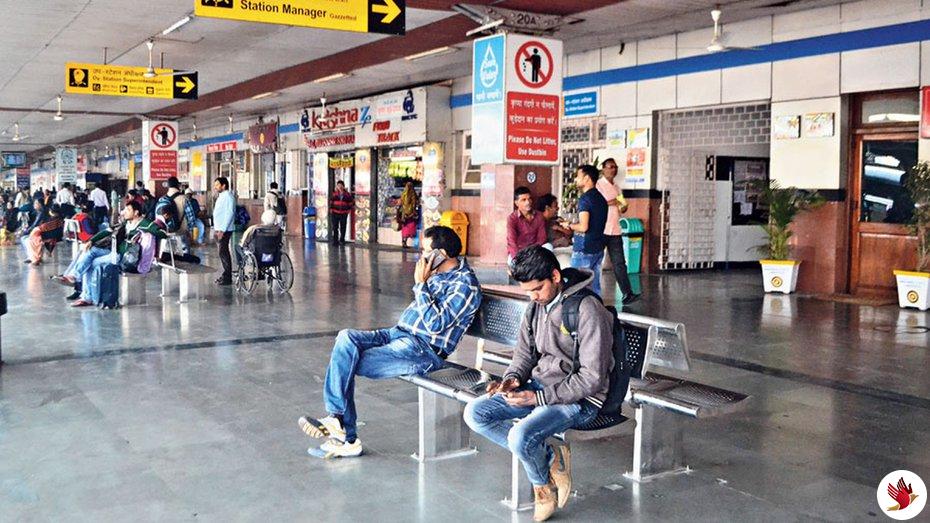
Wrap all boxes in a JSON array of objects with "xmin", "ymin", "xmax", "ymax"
[{"xmin": 464, "ymin": 246, "xmax": 615, "ymax": 522}]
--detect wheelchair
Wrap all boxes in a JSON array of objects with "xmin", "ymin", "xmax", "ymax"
[{"xmin": 235, "ymin": 228, "xmax": 294, "ymax": 293}]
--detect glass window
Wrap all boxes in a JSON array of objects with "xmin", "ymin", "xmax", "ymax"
[
  {"xmin": 861, "ymin": 94, "xmax": 919, "ymax": 125},
  {"xmin": 860, "ymin": 139, "xmax": 917, "ymax": 224}
]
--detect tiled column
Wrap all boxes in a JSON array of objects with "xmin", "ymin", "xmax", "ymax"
[{"xmin": 479, "ymin": 164, "xmax": 515, "ymax": 265}]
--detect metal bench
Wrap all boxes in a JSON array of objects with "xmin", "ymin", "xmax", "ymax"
[
  {"xmin": 120, "ymin": 273, "xmax": 148, "ymax": 306},
  {"xmin": 398, "ymin": 289, "xmax": 749, "ymax": 510},
  {"xmin": 157, "ymin": 261, "xmax": 217, "ymax": 303},
  {"xmin": 62, "ymin": 219, "xmax": 81, "ymax": 258}
]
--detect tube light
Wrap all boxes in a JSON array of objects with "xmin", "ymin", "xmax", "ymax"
[
  {"xmin": 251, "ymin": 91, "xmax": 279, "ymax": 100},
  {"xmin": 313, "ymin": 73, "xmax": 348, "ymax": 83},
  {"xmin": 404, "ymin": 46, "xmax": 456, "ymax": 61},
  {"xmin": 162, "ymin": 15, "xmax": 192, "ymax": 36}
]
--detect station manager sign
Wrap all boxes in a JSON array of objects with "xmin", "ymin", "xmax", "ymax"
[{"xmin": 196, "ymin": 0, "xmax": 405, "ymax": 35}]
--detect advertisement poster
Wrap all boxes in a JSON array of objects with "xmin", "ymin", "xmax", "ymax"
[
  {"xmin": 421, "ymin": 142, "xmax": 445, "ymax": 229},
  {"xmin": 803, "ymin": 113, "xmax": 834, "ymax": 138},
  {"xmin": 626, "ymin": 128, "xmax": 650, "ymax": 149},
  {"xmin": 312, "ymin": 153, "xmax": 330, "ymax": 239},
  {"xmin": 190, "ymin": 151, "xmax": 205, "ymax": 192},
  {"xmin": 354, "ymin": 149, "xmax": 372, "ymax": 243},
  {"xmin": 626, "ymin": 148, "xmax": 648, "ymax": 186},
  {"xmin": 773, "ymin": 115, "xmax": 801, "ymax": 139},
  {"xmin": 606, "ymin": 126, "xmax": 626, "ymax": 149}
]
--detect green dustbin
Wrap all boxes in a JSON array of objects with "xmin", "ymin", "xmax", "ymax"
[{"xmin": 620, "ymin": 218, "xmax": 644, "ymax": 274}]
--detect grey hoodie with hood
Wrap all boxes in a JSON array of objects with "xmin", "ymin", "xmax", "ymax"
[{"xmin": 503, "ymin": 268, "xmax": 615, "ymax": 408}]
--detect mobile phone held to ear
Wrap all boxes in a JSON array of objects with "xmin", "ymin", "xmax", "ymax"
[{"xmin": 426, "ymin": 249, "xmax": 448, "ymax": 271}]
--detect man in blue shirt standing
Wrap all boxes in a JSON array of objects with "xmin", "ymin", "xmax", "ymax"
[
  {"xmin": 212, "ymin": 177, "xmax": 236, "ymax": 285},
  {"xmin": 298, "ymin": 226, "xmax": 482, "ymax": 458},
  {"xmin": 561, "ymin": 164, "xmax": 608, "ymax": 295}
]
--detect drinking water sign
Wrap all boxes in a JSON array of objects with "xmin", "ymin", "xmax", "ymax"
[{"xmin": 471, "ymin": 34, "xmax": 505, "ymax": 165}]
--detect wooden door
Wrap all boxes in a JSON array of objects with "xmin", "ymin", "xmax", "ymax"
[{"xmin": 849, "ymin": 133, "xmax": 919, "ymax": 295}]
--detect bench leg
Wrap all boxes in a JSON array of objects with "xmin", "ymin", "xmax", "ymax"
[
  {"xmin": 178, "ymin": 273, "xmax": 214, "ymax": 303},
  {"xmin": 501, "ymin": 448, "xmax": 537, "ymax": 511},
  {"xmin": 119, "ymin": 277, "xmax": 147, "ymax": 306},
  {"xmin": 412, "ymin": 388, "xmax": 476, "ymax": 462},
  {"xmin": 624, "ymin": 405, "xmax": 690, "ymax": 482},
  {"xmin": 161, "ymin": 270, "xmax": 179, "ymax": 297}
]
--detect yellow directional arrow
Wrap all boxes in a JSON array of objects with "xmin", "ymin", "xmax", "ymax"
[
  {"xmin": 175, "ymin": 76, "xmax": 196, "ymax": 94},
  {"xmin": 371, "ymin": 0, "xmax": 401, "ymax": 24}
]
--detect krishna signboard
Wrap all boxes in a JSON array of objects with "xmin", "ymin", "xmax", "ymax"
[{"xmin": 300, "ymin": 87, "xmax": 427, "ymax": 151}]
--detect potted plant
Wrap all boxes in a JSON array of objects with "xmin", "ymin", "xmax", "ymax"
[
  {"xmin": 893, "ymin": 161, "xmax": 930, "ymax": 310},
  {"xmin": 756, "ymin": 181, "xmax": 824, "ymax": 294}
]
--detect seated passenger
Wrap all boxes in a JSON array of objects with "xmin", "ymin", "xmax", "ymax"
[
  {"xmin": 66, "ymin": 201, "xmax": 166, "ymax": 307},
  {"xmin": 507, "ymin": 186, "xmax": 547, "ymax": 266},
  {"xmin": 464, "ymin": 246, "xmax": 614, "ymax": 522},
  {"xmin": 22, "ymin": 204, "xmax": 63, "ymax": 266},
  {"xmin": 1, "ymin": 202, "xmax": 18, "ymax": 246},
  {"xmin": 535, "ymin": 194, "xmax": 573, "ymax": 249},
  {"xmin": 297, "ymin": 226, "xmax": 482, "ymax": 458},
  {"xmin": 240, "ymin": 210, "xmax": 279, "ymax": 251}
]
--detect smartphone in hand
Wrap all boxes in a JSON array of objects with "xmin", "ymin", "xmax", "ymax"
[{"xmin": 426, "ymin": 249, "xmax": 448, "ymax": 271}]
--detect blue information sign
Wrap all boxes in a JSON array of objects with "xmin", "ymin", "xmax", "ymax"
[{"xmin": 563, "ymin": 90, "xmax": 599, "ymax": 117}]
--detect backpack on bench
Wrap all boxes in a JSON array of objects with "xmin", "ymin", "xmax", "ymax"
[
  {"xmin": 527, "ymin": 284, "xmax": 632, "ymax": 418},
  {"xmin": 561, "ymin": 287, "xmax": 632, "ymax": 417}
]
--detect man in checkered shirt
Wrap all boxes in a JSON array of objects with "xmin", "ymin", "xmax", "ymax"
[{"xmin": 298, "ymin": 225, "xmax": 482, "ymax": 458}]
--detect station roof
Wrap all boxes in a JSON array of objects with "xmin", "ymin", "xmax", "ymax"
[{"xmin": 0, "ymin": 0, "xmax": 842, "ymax": 157}]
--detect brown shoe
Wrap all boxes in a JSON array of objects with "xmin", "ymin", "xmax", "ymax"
[
  {"xmin": 533, "ymin": 481, "xmax": 557, "ymax": 522},
  {"xmin": 549, "ymin": 444, "xmax": 572, "ymax": 508}
]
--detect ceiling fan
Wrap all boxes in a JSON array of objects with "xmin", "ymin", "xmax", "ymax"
[
  {"xmin": 11, "ymin": 123, "xmax": 30, "ymax": 142},
  {"xmin": 142, "ymin": 39, "xmax": 193, "ymax": 78},
  {"xmin": 705, "ymin": 7, "xmax": 760, "ymax": 53}
]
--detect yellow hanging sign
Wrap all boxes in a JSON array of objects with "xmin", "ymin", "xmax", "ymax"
[
  {"xmin": 194, "ymin": 0, "xmax": 405, "ymax": 35},
  {"xmin": 65, "ymin": 62, "xmax": 198, "ymax": 100}
]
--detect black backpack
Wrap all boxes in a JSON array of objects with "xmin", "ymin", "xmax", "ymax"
[
  {"xmin": 275, "ymin": 192, "xmax": 287, "ymax": 215},
  {"xmin": 527, "ymin": 284, "xmax": 631, "ymax": 417}
]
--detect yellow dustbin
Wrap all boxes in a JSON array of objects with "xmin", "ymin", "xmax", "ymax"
[{"xmin": 439, "ymin": 211, "xmax": 469, "ymax": 254}]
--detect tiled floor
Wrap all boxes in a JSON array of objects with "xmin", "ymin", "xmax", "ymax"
[{"xmin": 1, "ymin": 239, "xmax": 928, "ymax": 521}]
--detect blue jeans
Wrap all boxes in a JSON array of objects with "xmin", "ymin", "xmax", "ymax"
[
  {"xmin": 80, "ymin": 252, "xmax": 120, "ymax": 302},
  {"xmin": 570, "ymin": 250, "xmax": 605, "ymax": 295},
  {"xmin": 323, "ymin": 327, "xmax": 444, "ymax": 442},
  {"xmin": 70, "ymin": 246, "xmax": 112, "ymax": 283},
  {"xmin": 464, "ymin": 384, "xmax": 599, "ymax": 486}
]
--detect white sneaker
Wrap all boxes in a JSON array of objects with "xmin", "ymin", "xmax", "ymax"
[
  {"xmin": 317, "ymin": 438, "xmax": 363, "ymax": 458},
  {"xmin": 298, "ymin": 415, "xmax": 346, "ymax": 442}
]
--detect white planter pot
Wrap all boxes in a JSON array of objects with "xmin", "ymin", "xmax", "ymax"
[
  {"xmin": 893, "ymin": 270, "xmax": 930, "ymax": 311},
  {"xmin": 760, "ymin": 260, "xmax": 800, "ymax": 294}
]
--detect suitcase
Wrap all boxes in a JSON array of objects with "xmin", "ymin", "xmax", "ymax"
[{"xmin": 95, "ymin": 263, "xmax": 121, "ymax": 309}]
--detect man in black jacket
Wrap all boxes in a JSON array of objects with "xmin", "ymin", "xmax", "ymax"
[{"xmin": 464, "ymin": 246, "xmax": 614, "ymax": 522}]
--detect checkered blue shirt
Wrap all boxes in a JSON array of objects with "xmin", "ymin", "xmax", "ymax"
[{"xmin": 397, "ymin": 258, "xmax": 482, "ymax": 356}]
